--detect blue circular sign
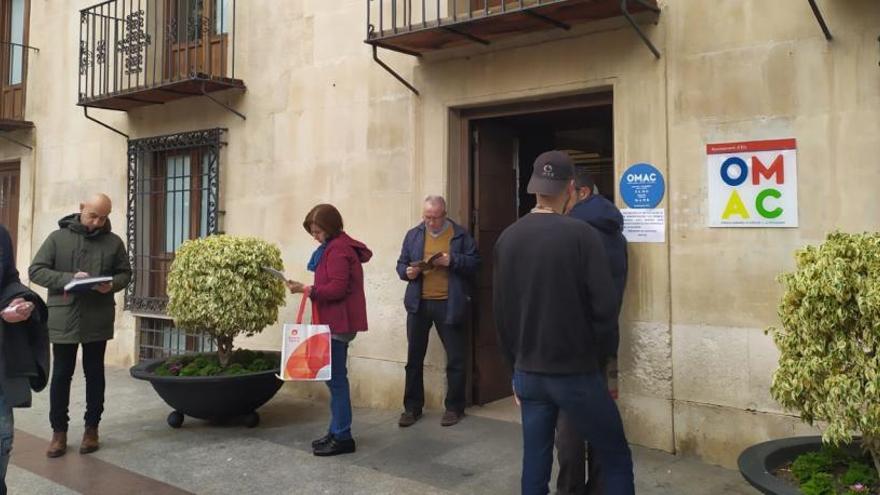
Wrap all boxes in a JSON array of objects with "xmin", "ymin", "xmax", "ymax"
[{"xmin": 619, "ymin": 163, "xmax": 665, "ymax": 209}]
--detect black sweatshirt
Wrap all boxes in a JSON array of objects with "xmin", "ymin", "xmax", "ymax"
[{"xmin": 492, "ymin": 213, "xmax": 618, "ymax": 374}]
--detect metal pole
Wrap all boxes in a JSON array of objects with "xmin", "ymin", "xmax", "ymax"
[
  {"xmin": 807, "ymin": 0, "xmax": 832, "ymax": 41},
  {"xmin": 136, "ymin": 0, "xmax": 141, "ymax": 88},
  {"xmin": 620, "ymin": 0, "xmax": 660, "ymax": 59},
  {"xmin": 92, "ymin": 5, "xmax": 97, "ymax": 97},
  {"xmin": 184, "ymin": 0, "xmax": 189, "ymax": 77},
  {"xmin": 78, "ymin": 10, "xmax": 84, "ymax": 100},
  {"xmin": 116, "ymin": 0, "xmax": 121, "ymax": 93},
  {"xmin": 84, "ymin": 107, "xmax": 130, "ymax": 138},
  {"xmin": 232, "ymin": 0, "xmax": 236, "ymax": 78},
  {"xmin": 152, "ymin": 0, "xmax": 157, "ymax": 87},
  {"xmin": 372, "ymin": 45, "xmax": 419, "ymax": 96}
]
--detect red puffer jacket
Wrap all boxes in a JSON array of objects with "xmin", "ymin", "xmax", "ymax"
[{"xmin": 309, "ymin": 232, "xmax": 371, "ymax": 334}]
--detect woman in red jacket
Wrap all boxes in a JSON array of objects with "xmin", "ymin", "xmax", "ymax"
[{"xmin": 287, "ymin": 204, "xmax": 371, "ymax": 457}]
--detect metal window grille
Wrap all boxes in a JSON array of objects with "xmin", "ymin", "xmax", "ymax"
[
  {"xmin": 138, "ymin": 317, "xmax": 216, "ymax": 362},
  {"xmin": 125, "ymin": 128, "xmax": 222, "ymax": 315}
]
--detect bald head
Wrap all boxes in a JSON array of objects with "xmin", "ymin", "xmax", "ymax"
[{"xmin": 80, "ymin": 193, "xmax": 112, "ymax": 232}]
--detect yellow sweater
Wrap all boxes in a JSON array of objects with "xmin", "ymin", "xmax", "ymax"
[{"xmin": 422, "ymin": 227, "xmax": 453, "ymax": 300}]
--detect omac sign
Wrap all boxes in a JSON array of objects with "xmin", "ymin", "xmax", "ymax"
[{"xmin": 707, "ymin": 139, "xmax": 799, "ymax": 228}]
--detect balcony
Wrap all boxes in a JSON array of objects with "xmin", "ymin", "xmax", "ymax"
[
  {"xmin": 78, "ymin": 0, "xmax": 242, "ymax": 112},
  {"xmin": 365, "ymin": 0, "xmax": 660, "ymax": 56}
]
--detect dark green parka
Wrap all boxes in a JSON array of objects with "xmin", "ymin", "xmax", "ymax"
[{"xmin": 28, "ymin": 214, "xmax": 132, "ymax": 343}]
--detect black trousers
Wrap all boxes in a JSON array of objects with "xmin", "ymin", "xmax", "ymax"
[
  {"xmin": 50, "ymin": 341, "xmax": 107, "ymax": 433},
  {"xmin": 403, "ymin": 300, "xmax": 466, "ymax": 414},
  {"xmin": 555, "ymin": 357, "xmax": 613, "ymax": 495}
]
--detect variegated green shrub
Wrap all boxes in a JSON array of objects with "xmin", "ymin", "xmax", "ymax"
[
  {"xmin": 768, "ymin": 232, "xmax": 880, "ymax": 475},
  {"xmin": 166, "ymin": 235, "xmax": 287, "ymax": 366}
]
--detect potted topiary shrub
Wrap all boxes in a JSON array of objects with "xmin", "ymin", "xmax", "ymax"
[
  {"xmin": 130, "ymin": 235, "xmax": 288, "ymax": 428},
  {"xmin": 739, "ymin": 232, "xmax": 880, "ymax": 494}
]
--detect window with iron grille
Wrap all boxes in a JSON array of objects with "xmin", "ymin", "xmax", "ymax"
[
  {"xmin": 138, "ymin": 317, "xmax": 216, "ymax": 361},
  {"xmin": 125, "ymin": 128, "xmax": 223, "ymax": 316}
]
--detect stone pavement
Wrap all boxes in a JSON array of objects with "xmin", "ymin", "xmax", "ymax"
[{"xmin": 6, "ymin": 367, "xmax": 756, "ymax": 494}]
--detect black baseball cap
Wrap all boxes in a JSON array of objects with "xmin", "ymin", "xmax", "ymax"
[
  {"xmin": 527, "ymin": 150, "xmax": 575, "ymax": 195},
  {"xmin": 575, "ymin": 168, "xmax": 595, "ymax": 190}
]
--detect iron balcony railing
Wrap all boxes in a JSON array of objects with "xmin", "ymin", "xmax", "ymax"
[
  {"xmin": 366, "ymin": 0, "xmax": 660, "ymax": 56},
  {"xmin": 367, "ymin": 0, "xmax": 578, "ymax": 43},
  {"xmin": 78, "ymin": 0, "xmax": 238, "ymax": 108}
]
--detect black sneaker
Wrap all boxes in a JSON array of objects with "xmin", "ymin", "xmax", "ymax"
[
  {"xmin": 313, "ymin": 437, "xmax": 356, "ymax": 457},
  {"xmin": 311, "ymin": 433, "xmax": 332, "ymax": 449},
  {"xmin": 398, "ymin": 410, "xmax": 422, "ymax": 427}
]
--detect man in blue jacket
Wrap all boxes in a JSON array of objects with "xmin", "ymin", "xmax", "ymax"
[
  {"xmin": 556, "ymin": 171, "xmax": 628, "ymax": 495},
  {"xmin": 396, "ymin": 195, "xmax": 480, "ymax": 428}
]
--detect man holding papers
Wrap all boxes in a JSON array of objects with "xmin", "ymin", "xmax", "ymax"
[
  {"xmin": 28, "ymin": 193, "xmax": 132, "ymax": 459},
  {"xmin": 395, "ymin": 195, "xmax": 480, "ymax": 428}
]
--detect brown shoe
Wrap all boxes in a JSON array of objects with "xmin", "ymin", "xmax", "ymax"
[
  {"xmin": 441, "ymin": 410, "xmax": 464, "ymax": 427},
  {"xmin": 46, "ymin": 432, "xmax": 67, "ymax": 458},
  {"xmin": 397, "ymin": 410, "xmax": 422, "ymax": 427},
  {"xmin": 80, "ymin": 426, "xmax": 100, "ymax": 454}
]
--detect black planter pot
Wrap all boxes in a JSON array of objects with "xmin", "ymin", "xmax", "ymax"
[
  {"xmin": 130, "ymin": 352, "xmax": 283, "ymax": 429},
  {"xmin": 738, "ymin": 436, "xmax": 821, "ymax": 494},
  {"xmin": 738, "ymin": 436, "xmax": 867, "ymax": 495}
]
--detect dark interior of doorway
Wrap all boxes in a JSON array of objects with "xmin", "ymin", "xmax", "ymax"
[{"xmin": 469, "ymin": 103, "xmax": 615, "ymax": 406}]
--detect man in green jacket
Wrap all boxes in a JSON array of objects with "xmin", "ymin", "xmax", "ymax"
[{"xmin": 28, "ymin": 194, "xmax": 132, "ymax": 458}]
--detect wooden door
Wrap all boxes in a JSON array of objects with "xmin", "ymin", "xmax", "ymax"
[
  {"xmin": 471, "ymin": 121, "xmax": 517, "ymax": 405},
  {"xmin": 0, "ymin": 162, "xmax": 20, "ymax": 255},
  {"xmin": 0, "ymin": 0, "xmax": 28, "ymax": 121},
  {"xmin": 165, "ymin": 0, "xmax": 227, "ymax": 80}
]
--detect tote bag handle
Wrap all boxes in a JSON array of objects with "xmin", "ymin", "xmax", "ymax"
[{"xmin": 295, "ymin": 294, "xmax": 320, "ymax": 324}]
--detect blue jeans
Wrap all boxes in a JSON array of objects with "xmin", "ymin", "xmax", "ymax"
[
  {"xmin": 513, "ymin": 370, "xmax": 633, "ymax": 495},
  {"xmin": 326, "ymin": 339, "xmax": 352, "ymax": 441},
  {"xmin": 0, "ymin": 390, "xmax": 13, "ymax": 495}
]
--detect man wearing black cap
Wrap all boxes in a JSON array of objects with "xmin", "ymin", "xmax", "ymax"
[
  {"xmin": 493, "ymin": 151, "xmax": 634, "ymax": 495},
  {"xmin": 556, "ymin": 170, "xmax": 629, "ymax": 495}
]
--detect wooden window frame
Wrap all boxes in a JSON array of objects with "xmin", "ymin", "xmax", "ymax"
[{"xmin": 0, "ymin": 0, "xmax": 30, "ymax": 121}]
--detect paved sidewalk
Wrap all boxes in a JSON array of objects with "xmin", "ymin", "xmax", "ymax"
[{"xmin": 7, "ymin": 367, "xmax": 756, "ymax": 494}]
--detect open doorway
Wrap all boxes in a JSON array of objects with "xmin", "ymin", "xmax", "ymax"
[{"xmin": 464, "ymin": 93, "xmax": 614, "ymax": 405}]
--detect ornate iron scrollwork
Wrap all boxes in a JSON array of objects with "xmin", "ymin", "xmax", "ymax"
[
  {"xmin": 95, "ymin": 40, "xmax": 106, "ymax": 66},
  {"xmin": 116, "ymin": 10, "xmax": 152, "ymax": 75},
  {"xmin": 125, "ymin": 129, "xmax": 225, "ymax": 314},
  {"xmin": 78, "ymin": 40, "xmax": 92, "ymax": 75}
]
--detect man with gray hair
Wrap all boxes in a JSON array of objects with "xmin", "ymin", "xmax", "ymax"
[{"xmin": 396, "ymin": 195, "xmax": 480, "ymax": 427}]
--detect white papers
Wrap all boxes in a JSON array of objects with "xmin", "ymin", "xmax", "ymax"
[
  {"xmin": 621, "ymin": 208, "xmax": 665, "ymax": 243},
  {"xmin": 262, "ymin": 266, "xmax": 288, "ymax": 282},
  {"xmin": 63, "ymin": 276, "xmax": 113, "ymax": 293}
]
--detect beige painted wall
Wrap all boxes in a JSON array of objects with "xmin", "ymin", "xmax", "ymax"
[
  {"xmin": 667, "ymin": 0, "xmax": 880, "ymax": 467},
  {"xmin": 7, "ymin": 0, "xmax": 878, "ymax": 469}
]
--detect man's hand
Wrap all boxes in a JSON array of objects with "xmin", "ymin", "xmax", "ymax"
[
  {"xmin": 405, "ymin": 266, "xmax": 421, "ymax": 280},
  {"xmin": 73, "ymin": 271, "xmax": 90, "ymax": 279},
  {"xmin": 433, "ymin": 253, "xmax": 451, "ymax": 268},
  {"xmin": 94, "ymin": 282, "xmax": 113, "ymax": 294},
  {"xmin": 2, "ymin": 298, "xmax": 34, "ymax": 323}
]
